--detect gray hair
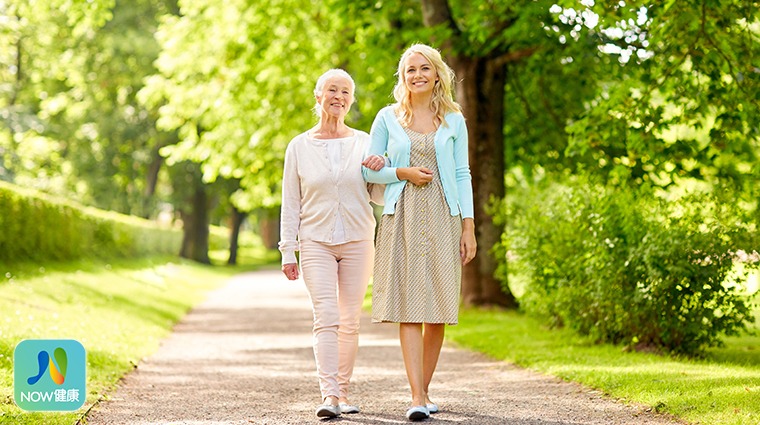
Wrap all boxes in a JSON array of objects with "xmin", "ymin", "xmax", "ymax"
[{"xmin": 313, "ymin": 68, "xmax": 355, "ymax": 117}]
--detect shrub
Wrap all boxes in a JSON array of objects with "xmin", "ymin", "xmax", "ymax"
[
  {"xmin": 0, "ymin": 181, "xmax": 181, "ymax": 264},
  {"xmin": 501, "ymin": 177, "xmax": 757, "ymax": 356}
]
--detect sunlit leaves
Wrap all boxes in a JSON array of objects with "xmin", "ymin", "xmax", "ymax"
[
  {"xmin": 1, "ymin": 0, "xmax": 114, "ymax": 191},
  {"xmin": 562, "ymin": 0, "xmax": 760, "ymax": 194},
  {"xmin": 144, "ymin": 0, "xmax": 344, "ymax": 210}
]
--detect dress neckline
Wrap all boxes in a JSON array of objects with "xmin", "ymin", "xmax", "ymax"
[{"xmin": 403, "ymin": 127, "xmax": 436, "ymax": 136}]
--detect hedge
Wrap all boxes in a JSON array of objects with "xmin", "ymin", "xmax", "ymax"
[{"xmin": 0, "ymin": 180, "xmax": 182, "ymax": 263}]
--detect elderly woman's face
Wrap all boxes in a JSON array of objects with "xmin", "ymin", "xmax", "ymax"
[{"xmin": 316, "ymin": 76, "xmax": 354, "ymax": 118}]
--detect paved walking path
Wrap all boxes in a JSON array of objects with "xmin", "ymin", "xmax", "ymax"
[{"xmin": 85, "ymin": 269, "xmax": 683, "ymax": 425}]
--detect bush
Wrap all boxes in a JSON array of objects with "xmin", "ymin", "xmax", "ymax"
[
  {"xmin": 0, "ymin": 181, "xmax": 181, "ymax": 264},
  {"xmin": 501, "ymin": 177, "xmax": 757, "ymax": 356}
]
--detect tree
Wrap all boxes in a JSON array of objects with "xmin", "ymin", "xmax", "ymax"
[
  {"xmin": 171, "ymin": 160, "xmax": 212, "ymax": 263},
  {"xmin": 144, "ymin": 0, "xmax": 595, "ymax": 302},
  {"xmin": 335, "ymin": 0, "xmax": 576, "ymax": 307},
  {"xmin": 559, "ymin": 1, "xmax": 760, "ymax": 194},
  {"xmin": 418, "ymin": 0, "xmax": 529, "ymax": 307},
  {"xmin": 0, "ymin": 0, "xmax": 181, "ymax": 218},
  {"xmin": 416, "ymin": 0, "xmax": 760, "ymax": 305},
  {"xmin": 0, "ymin": 0, "xmax": 115, "ymax": 187},
  {"xmin": 143, "ymin": 0, "xmax": 360, "ymax": 262}
]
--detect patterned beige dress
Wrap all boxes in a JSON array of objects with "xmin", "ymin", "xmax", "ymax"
[{"xmin": 372, "ymin": 128, "xmax": 462, "ymax": 324}]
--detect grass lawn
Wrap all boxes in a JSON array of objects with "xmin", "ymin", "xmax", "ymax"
[
  {"xmin": 0, "ymin": 249, "xmax": 276, "ymax": 425},
  {"xmin": 447, "ymin": 307, "xmax": 760, "ymax": 425}
]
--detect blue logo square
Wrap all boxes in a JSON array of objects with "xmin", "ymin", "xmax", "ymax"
[{"xmin": 13, "ymin": 339, "xmax": 87, "ymax": 411}]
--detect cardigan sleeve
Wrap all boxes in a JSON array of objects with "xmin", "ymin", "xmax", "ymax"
[
  {"xmin": 453, "ymin": 114, "xmax": 474, "ymax": 219},
  {"xmin": 363, "ymin": 108, "xmax": 401, "ymax": 184},
  {"xmin": 278, "ymin": 139, "xmax": 301, "ymax": 264}
]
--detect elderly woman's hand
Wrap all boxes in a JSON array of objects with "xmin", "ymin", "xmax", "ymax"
[
  {"xmin": 362, "ymin": 154, "xmax": 386, "ymax": 171},
  {"xmin": 282, "ymin": 263, "xmax": 299, "ymax": 280}
]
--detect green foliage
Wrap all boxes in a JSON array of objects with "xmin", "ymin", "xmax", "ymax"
[
  {"xmin": 562, "ymin": 1, "xmax": 760, "ymax": 193},
  {"xmin": 0, "ymin": 180, "xmax": 181, "ymax": 264},
  {"xmin": 143, "ymin": 0, "xmax": 345, "ymax": 211},
  {"xmin": 502, "ymin": 176, "xmax": 757, "ymax": 355},
  {"xmin": 3, "ymin": 0, "xmax": 759, "ymax": 308},
  {"xmin": 1, "ymin": 0, "xmax": 177, "ymax": 217}
]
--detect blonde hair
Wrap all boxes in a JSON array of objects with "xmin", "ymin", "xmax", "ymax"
[
  {"xmin": 313, "ymin": 68, "xmax": 355, "ymax": 117},
  {"xmin": 392, "ymin": 43, "xmax": 461, "ymax": 128}
]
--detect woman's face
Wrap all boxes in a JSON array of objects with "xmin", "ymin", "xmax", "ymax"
[
  {"xmin": 316, "ymin": 76, "xmax": 354, "ymax": 119},
  {"xmin": 403, "ymin": 52, "xmax": 438, "ymax": 96}
]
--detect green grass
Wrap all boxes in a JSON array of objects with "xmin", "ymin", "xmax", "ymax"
[
  {"xmin": 0, "ymin": 253, "xmax": 275, "ymax": 425},
  {"xmin": 447, "ymin": 307, "xmax": 760, "ymax": 425}
]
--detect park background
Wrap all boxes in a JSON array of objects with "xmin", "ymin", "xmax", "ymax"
[{"xmin": 1, "ymin": 0, "xmax": 758, "ymax": 424}]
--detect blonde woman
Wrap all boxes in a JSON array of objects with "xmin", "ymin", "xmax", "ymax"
[
  {"xmin": 362, "ymin": 44, "xmax": 476, "ymax": 421},
  {"xmin": 279, "ymin": 69, "xmax": 385, "ymax": 418}
]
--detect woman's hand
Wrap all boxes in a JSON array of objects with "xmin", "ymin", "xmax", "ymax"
[
  {"xmin": 397, "ymin": 167, "xmax": 433, "ymax": 186},
  {"xmin": 460, "ymin": 218, "xmax": 477, "ymax": 265},
  {"xmin": 362, "ymin": 154, "xmax": 386, "ymax": 171},
  {"xmin": 282, "ymin": 263, "xmax": 299, "ymax": 280}
]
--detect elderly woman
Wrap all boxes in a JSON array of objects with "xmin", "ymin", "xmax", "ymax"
[{"xmin": 278, "ymin": 68, "xmax": 384, "ymax": 418}]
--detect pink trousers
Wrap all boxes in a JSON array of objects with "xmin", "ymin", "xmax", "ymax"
[{"xmin": 299, "ymin": 240, "xmax": 374, "ymax": 400}]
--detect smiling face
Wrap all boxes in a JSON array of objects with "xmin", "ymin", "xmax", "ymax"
[
  {"xmin": 316, "ymin": 76, "xmax": 354, "ymax": 119},
  {"xmin": 403, "ymin": 52, "xmax": 439, "ymax": 96}
]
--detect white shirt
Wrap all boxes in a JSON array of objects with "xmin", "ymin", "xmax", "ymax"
[
  {"xmin": 325, "ymin": 137, "xmax": 347, "ymax": 244},
  {"xmin": 278, "ymin": 130, "xmax": 380, "ymax": 265}
]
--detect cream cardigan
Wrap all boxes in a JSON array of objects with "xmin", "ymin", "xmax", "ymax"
[{"xmin": 278, "ymin": 130, "xmax": 380, "ymax": 265}]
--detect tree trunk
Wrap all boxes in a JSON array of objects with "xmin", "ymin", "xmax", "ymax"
[
  {"xmin": 259, "ymin": 207, "xmax": 280, "ymax": 250},
  {"xmin": 419, "ymin": 0, "xmax": 517, "ymax": 308},
  {"xmin": 227, "ymin": 207, "xmax": 246, "ymax": 265},
  {"xmin": 178, "ymin": 176, "xmax": 210, "ymax": 264},
  {"xmin": 142, "ymin": 142, "xmax": 164, "ymax": 219},
  {"xmin": 451, "ymin": 55, "xmax": 517, "ymax": 308}
]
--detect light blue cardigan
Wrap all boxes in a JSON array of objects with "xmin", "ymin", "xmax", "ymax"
[{"xmin": 362, "ymin": 105, "xmax": 474, "ymax": 218}]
